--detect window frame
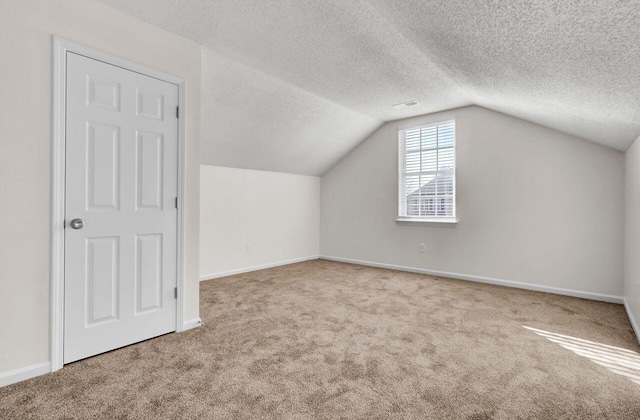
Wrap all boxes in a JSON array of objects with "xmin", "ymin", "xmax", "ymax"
[{"xmin": 397, "ymin": 119, "xmax": 458, "ymax": 226}]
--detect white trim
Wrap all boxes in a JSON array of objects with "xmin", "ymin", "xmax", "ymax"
[
  {"xmin": 200, "ymin": 255, "xmax": 320, "ymax": 281},
  {"xmin": 320, "ymin": 255, "xmax": 624, "ymax": 304},
  {"xmin": 183, "ymin": 317, "xmax": 203, "ymax": 331},
  {"xmin": 0, "ymin": 362, "xmax": 51, "ymax": 388},
  {"xmin": 398, "ymin": 119, "xmax": 457, "ymax": 221},
  {"xmin": 624, "ymin": 299, "xmax": 640, "ymax": 345},
  {"xmin": 50, "ymin": 36, "xmax": 188, "ymax": 372},
  {"xmin": 397, "ymin": 115, "xmax": 458, "ymax": 131},
  {"xmin": 50, "ymin": 37, "xmax": 66, "ymax": 373},
  {"xmin": 174, "ymin": 64, "xmax": 188, "ymax": 333},
  {"xmin": 396, "ymin": 218, "xmax": 458, "ymax": 226}
]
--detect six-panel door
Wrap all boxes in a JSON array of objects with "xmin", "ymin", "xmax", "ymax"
[{"xmin": 64, "ymin": 52, "xmax": 179, "ymax": 363}]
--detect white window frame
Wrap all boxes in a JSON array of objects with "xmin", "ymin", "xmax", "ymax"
[{"xmin": 397, "ymin": 119, "xmax": 457, "ymax": 226}]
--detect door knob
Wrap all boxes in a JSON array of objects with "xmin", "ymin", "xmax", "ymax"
[{"xmin": 70, "ymin": 218, "xmax": 84, "ymax": 230}]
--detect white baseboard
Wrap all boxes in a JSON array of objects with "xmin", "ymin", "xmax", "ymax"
[
  {"xmin": 1, "ymin": 319, "xmax": 203, "ymax": 388},
  {"xmin": 183, "ymin": 317, "xmax": 203, "ymax": 331},
  {"xmin": 0, "ymin": 361, "xmax": 51, "ymax": 388},
  {"xmin": 623, "ymin": 299, "xmax": 640, "ymax": 345},
  {"xmin": 320, "ymin": 255, "xmax": 624, "ymax": 304},
  {"xmin": 200, "ymin": 255, "xmax": 320, "ymax": 281}
]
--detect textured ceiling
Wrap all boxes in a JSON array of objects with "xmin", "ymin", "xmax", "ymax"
[
  {"xmin": 366, "ymin": 0, "xmax": 640, "ymax": 151},
  {"xmin": 201, "ymin": 49, "xmax": 380, "ymax": 175},
  {"xmin": 98, "ymin": 0, "xmax": 640, "ymax": 175}
]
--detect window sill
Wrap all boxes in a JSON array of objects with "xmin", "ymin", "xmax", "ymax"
[{"xmin": 395, "ymin": 217, "xmax": 458, "ymax": 227}]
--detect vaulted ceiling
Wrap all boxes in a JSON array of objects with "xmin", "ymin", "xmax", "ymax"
[{"xmin": 98, "ymin": 0, "xmax": 640, "ymax": 175}]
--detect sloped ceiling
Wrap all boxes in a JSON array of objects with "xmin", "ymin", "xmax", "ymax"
[{"xmin": 98, "ymin": 0, "xmax": 640, "ymax": 175}]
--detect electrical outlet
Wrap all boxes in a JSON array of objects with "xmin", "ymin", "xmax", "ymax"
[
  {"xmin": 247, "ymin": 243, "xmax": 253, "ymax": 253},
  {"xmin": 418, "ymin": 243, "xmax": 426, "ymax": 253}
]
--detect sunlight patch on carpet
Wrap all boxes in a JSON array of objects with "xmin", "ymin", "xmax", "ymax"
[{"xmin": 523, "ymin": 326, "xmax": 640, "ymax": 385}]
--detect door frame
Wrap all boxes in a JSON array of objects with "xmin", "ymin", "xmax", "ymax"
[{"xmin": 50, "ymin": 36, "xmax": 188, "ymax": 372}]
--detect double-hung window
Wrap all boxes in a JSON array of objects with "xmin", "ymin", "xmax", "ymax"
[{"xmin": 398, "ymin": 120, "xmax": 456, "ymax": 223}]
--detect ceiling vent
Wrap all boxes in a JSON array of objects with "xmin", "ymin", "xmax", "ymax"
[{"xmin": 392, "ymin": 100, "xmax": 420, "ymax": 109}]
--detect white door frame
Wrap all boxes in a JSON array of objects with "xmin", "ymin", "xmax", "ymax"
[{"xmin": 50, "ymin": 36, "xmax": 188, "ymax": 372}]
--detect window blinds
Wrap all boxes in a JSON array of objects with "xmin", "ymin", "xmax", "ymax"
[{"xmin": 398, "ymin": 120, "xmax": 456, "ymax": 219}]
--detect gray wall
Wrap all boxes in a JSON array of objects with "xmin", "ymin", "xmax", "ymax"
[
  {"xmin": 321, "ymin": 106, "xmax": 624, "ymax": 297},
  {"xmin": 200, "ymin": 165, "xmax": 320, "ymax": 279}
]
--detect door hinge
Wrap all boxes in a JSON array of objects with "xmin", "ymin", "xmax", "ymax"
[
  {"xmin": 176, "ymin": 106, "xmax": 179, "ymax": 119},
  {"xmin": 175, "ymin": 197, "xmax": 178, "ymax": 209},
  {"xmin": 174, "ymin": 287, "xmax": 178, "ymax": 299},
  {"xmin": 63, "ymin": 220, "xmax": 66, "ymax": 228}
]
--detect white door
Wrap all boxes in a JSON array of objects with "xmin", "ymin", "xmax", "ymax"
[{"xmin": 64, "ymin": 52, "xmax": 179, "ymax": 364}]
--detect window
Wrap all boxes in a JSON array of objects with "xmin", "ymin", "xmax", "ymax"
[{"xmin": 398, "ymin": 120, "xmax": 456, "ymax": 223}]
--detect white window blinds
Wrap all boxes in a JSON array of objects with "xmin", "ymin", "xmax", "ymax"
[{"xmin": 398, "ymin": 120, "xmax": 456, "ymax": 220}]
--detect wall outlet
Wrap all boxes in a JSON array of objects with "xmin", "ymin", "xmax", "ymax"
[
  {"xmin": 418, "ymin": 243, "xmax": 426, "ymax": 253},
  {"xmin": 247, "ymin": 243, "xmax": 253, "ymax": 253}
]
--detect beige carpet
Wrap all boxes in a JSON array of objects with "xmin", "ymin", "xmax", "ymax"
[{"xmin": 2, "ymin": 260, "xmax": 640, "ymax": 419}]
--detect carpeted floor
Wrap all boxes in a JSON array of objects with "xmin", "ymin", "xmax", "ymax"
[{"xmin": 2, "ymin": 260, "xmax": 640, "ymax": 419}]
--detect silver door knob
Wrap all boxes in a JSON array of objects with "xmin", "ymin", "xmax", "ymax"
[{"xmin": 70, "ymin": 219, "xmax": 84, "ymax": 230}]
